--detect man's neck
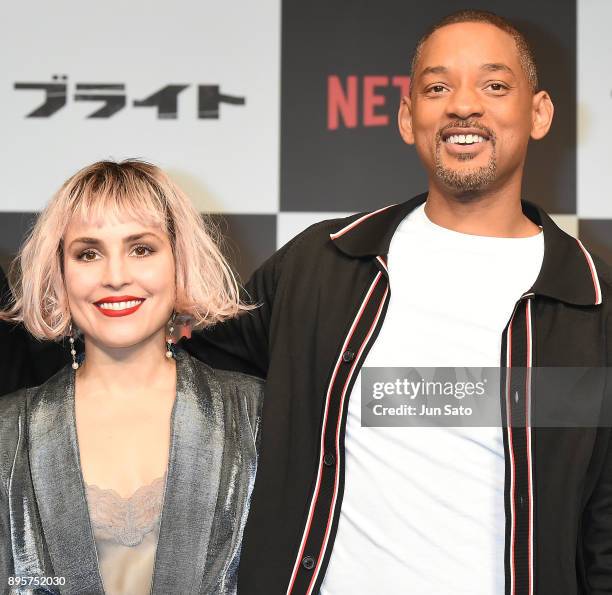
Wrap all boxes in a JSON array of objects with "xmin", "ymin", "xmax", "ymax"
[{"xmin": 424, "ymin": 183, "xmax": 542, "ymax": 238}]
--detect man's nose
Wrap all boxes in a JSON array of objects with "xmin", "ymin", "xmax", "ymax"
[
  {"xmin": 102, "ymin": 255, "xmax": 132, "ymax": 289},
  {"xmin": 445, "ymin": 85, "xmax": 484, "ymax": 120}
]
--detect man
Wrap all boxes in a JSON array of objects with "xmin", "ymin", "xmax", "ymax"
[
  {"xmin": 180, "ymin": 10, "xmax": 611, "ymax": 595},
  {"xmin": 1, "ymin": 9, "xmax": 610, "ymax": 595},
  {"xmin": 0, "ymin": 267, "xmax": 70, "ymax": 395}
]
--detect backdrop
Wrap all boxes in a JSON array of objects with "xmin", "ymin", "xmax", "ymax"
[{"xmin": 0, "ymin": 0, "xmax": 609, "ymax": 282}]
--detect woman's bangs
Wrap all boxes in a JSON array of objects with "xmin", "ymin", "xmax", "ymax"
[{"xmin": 70, "ymin": 183, "xmax": 168, "ymax": 232}]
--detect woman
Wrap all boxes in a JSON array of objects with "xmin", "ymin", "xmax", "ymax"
[{"xmin": 0, "ymin": 160, "xmax": 263, "ymax": 594}]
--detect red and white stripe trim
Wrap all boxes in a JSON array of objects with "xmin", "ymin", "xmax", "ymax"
[
  {"xmin": 525, "ymin": 299, "xmax": 534, "ymax": 595},
  {"xmin": 329, "ymin": 204, "xmax": 397, "ymax": 240},
  {"xmin": 306, "ymin": 284, "xmax": 389, "ymax": 593},
  {"xmin": 505, "ymin": 317, "xmax": 517, "ymax": 595},
  {"xmin": 376, "ymin": 255, "xmax": 388, "ymax": 273},
  {"xmin": 576, "ymin": 239, "xmax": 602, "ymax": 305},
  {"xmin": 505, "ymin": 299, "xmax": 535, "ymax": 595},
  {"xmin": 286, "ymin": 271, "xmax": 385, "ymax": 594}
]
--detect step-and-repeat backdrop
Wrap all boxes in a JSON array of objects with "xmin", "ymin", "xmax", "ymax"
[{"xmin": 0, "ymin": 0, "xmax": 609, "ymax": 281}]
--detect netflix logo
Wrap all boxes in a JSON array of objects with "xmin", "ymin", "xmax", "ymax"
[{"xmin": 327, "ymin": 75, "xmax": 410, "ymax": 130}]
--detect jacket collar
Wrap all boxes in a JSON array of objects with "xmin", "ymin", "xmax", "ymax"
[
  {"xmin": 330, "ymin": 192, "xmax": 602, "ymax": 307},
  {"xmin": 28, "ymin": 349, "xmax": 226, "ymax": 594}
]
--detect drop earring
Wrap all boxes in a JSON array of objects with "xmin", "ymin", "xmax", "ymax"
[
  {"xmin": 69, "ymin": 322, "xmax": 79, "ymax": 370},
  {"xmin": 166, "ymin": 311, "xmax": 177, "ymax": 359}
]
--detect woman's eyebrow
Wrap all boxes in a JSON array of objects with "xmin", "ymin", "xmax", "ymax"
[{"xmin": 68, "ymin": 232, "xmax": 162, "ymax": 249}]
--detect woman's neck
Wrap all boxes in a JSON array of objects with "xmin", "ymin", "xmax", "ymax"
[{"xmin": 75, "ymin": 335, "xmax": 177, "ymax": 403}]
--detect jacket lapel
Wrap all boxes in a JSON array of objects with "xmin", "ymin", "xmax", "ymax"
[
  {"xmin": 28, "ymin": 350, "xmax": 225, "ymax": 594},
  {"xmin": 151, "ymin": 350, "xmax": 225, "ymax": 594},
  {"xmin": 28, "ymin": 365, "xmax": 105, "ymax": 594}
]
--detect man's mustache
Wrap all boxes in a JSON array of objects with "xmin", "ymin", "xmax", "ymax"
[{"xmin": 435, "ymin": 121, "xmax": 496, "ymax": 143}]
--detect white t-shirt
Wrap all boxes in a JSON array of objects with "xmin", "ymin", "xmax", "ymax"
[{"xmin": 321, "ymin": 203, "xmax": 544, "ymax": 595}]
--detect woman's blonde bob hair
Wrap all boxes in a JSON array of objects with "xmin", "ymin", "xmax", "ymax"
[{"xmin": 0, "ymin": 159, "xmax": 251, "ymax": 340}]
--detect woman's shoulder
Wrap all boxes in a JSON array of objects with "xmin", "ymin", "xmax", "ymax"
[
  {"xmin": 182, "ymin": 351, "xmax": 264, "ymax": 444},
  {"xmin": 182, "ymin": 349, "xmax": 264, "ymax": 394},
  {"xmin": 0, "ymin": 388, "xmax": 29, "ymax": 495},
  {"xmin": 0, "ymin": 386, "xmax": 28, "ymax": 420},
  {"xmin": 208, "ymin": 367, "xmax": 265, "ymax": 394},
  {"xmin": 0, "ymin": 363, "xmax": 72, "ymax": 438}
]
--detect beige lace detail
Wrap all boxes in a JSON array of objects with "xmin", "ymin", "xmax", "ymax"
[{"xmin": 86, "ymin": 474, "xmax": 166, "ymax": 547}]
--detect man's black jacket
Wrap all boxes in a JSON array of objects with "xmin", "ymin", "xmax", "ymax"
[
  {"xmin": 0, "ymin": 268, "xmax": 70, "ymax": 396},
  {"xmin": 2, "ymin": 194, "xmax": 611, "ymax": 594},
  {"xmin": 181, "ymin": 194, "xmax": 612, "ymax": 595}
]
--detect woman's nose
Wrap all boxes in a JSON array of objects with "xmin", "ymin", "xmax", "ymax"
[{"xmin": 101, "ymin": 256, "xmax": 132, "ymax": 289}]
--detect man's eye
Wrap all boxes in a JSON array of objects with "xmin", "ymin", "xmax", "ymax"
[
  {"xmin": 486, "ymin": 82, "xmax": 507, "ymax": 92},
  {"xmin": 428, "ymin": 85, "xmax": 447, "ymax": 94},
  {"xmin": 131, "ymin": 244, "xmax": 154, "ymax": 258}
]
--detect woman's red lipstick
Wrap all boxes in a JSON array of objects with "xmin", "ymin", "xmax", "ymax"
[{"xmin": 93, "ymin": 296, "xmax": 146, "ymax": 318}]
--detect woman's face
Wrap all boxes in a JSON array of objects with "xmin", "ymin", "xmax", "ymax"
[{"xmin": 62, "ymin": 215, "xmax": 176, "ymax": 352}]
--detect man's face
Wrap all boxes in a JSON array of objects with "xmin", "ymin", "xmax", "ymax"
[{"xmin": 400, "ymin": 22, "xmax": 548, "ymax": 195}]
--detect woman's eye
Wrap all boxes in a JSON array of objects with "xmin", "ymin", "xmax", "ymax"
[
  {"xmin": 76, "ymin": 245, "xmax": 154, "ymax": 261},
  {"xmin": 131, "ymin": 245, "xmax": 154, "ymax": 258},
  {"xmin": 78, "ymin": 250, "xmax": 99, "ymax": 262}
]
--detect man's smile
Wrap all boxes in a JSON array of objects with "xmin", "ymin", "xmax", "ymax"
[
  {"xmin": 437, "ymin": 125, "xmax": 494, "ymax": 160},
  {"xmin": 442, "ymin": 136, "xmax": 490, "ymax": 159}
]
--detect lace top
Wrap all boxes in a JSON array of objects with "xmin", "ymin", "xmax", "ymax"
[{"xmin": 85, "ymin": 474, "xmax": 166, "ymax": 595}]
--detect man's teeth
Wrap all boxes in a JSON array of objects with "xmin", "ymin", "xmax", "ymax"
[
  {"xmin": 445, "ymin": 134, "xmax": 487, "ymax": 145},
  {"xmin": 97, "ymin": 300, "xmax": 143, "ymax": 311}
]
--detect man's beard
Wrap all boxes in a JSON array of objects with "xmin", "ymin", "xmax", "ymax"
[{"xmin": 433, "ymin": 129, "xmax": 497, "ymax": 194}]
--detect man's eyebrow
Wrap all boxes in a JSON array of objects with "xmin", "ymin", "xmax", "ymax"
[
  {"xmin": 419, "ymin": 65, "xmax": 449, "ymax": 77},
  {"xmin": 418, "ymin": 63, "xmax": 516, "ymax": 78},
  {"xmin": 480, "ymin": 62, "xmax": 515, "ymax": 76},
  {"xmin": 68, "ymin": 232, "xmax": 162, "ymax": 249}
]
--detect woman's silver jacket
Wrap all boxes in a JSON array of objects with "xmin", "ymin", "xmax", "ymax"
[{"xmin": 0, "ymin": 348, "xmax": 264, "ymax": 594}]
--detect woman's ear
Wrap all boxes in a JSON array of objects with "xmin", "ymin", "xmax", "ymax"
[
  {"xmin": 530, "ymin": 90, "xmax": 554, "ymax": 141},
  {"xmin": 398, "ymin": 95, "xmax": 416, "ymax": 145}
]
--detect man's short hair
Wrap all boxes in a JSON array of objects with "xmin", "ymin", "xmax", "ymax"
[{"xmin": 410, "ymin": 10, "xmax": 539, "ymax": 93}]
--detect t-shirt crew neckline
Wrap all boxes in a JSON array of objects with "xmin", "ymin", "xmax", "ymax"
[{"xmin": 413, "ymin": 202, "xmax": 544, "ymax": 248}]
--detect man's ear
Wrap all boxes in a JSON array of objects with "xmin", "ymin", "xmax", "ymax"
[
  {"xmin": 398, "ymin": 95, "xmax": 415, "ymax": 145},
  {"xmin": 530, "ymin": 90, "xmax": 554, "ymax": 140}
]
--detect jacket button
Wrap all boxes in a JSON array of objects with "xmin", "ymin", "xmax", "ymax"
[
  {"xmin": 324, "ymin": 453, "xmax": 335, "ymax": 467},
  {"xmin": 342, "ymin": 350, "xmax": 355, "ymax": 362},
  {"xmin": 302, "ymin": 556, "xmax": 315, "ymax": 570}
]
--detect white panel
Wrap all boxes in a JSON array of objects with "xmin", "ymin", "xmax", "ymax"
[
  {"xmin": 277, "ymin": 212, "xmax": 354, "ymax": 249},
  {"xmin": 550, "ymin": 214, "xmax": 578, "ymax": 238},
  {"xmin": 577, "ymin": 0, "xmax": 612, "ymax": 219},
  {"xmin": 0, "ymin": 0, "xmax": 280, "ymax": 214}
]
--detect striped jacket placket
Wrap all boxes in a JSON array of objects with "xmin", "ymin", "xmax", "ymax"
[
  {"xmin": 287, "ymin": 254, "xmax": 391, "ymax": 594},
  {"xmin": 501, "ymin": 294, "xmax": 536, "ymax": 595}
]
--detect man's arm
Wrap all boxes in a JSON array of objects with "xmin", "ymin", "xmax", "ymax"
[
  {"xmin": 582, "ymin": 427, "xmax": 612, "ymax": 594},
  {"xmin": 0, "ymin": 266, "xmax": 69, "ymax": 397},
  {"xmin": 0, "ymin": 266, "xmax": 29, "ymax": 397},
  {"xmin": 180, "ymin": 233, "xmax": 298, "ymax": 378},
  {"xmin": 582, "ymin": 310, "xmax": 612, "ymax": 593}
]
